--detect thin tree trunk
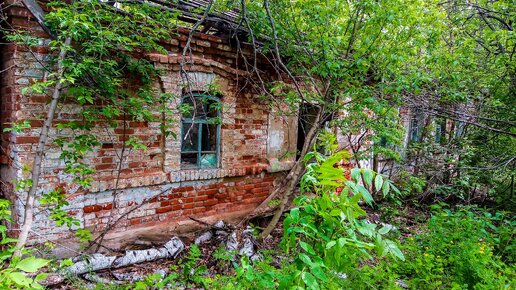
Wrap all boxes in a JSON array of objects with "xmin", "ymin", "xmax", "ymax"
[
  {"xmin": 258, "ymin": 107, "xmax": 323, "ymax": 240},
  {"xmin": 14, "ymin": 37, "xmax": 71, "ymax": 255}
]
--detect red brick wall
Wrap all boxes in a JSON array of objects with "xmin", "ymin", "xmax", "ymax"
[
  {"xmin": 81, "ymin": 173, "xmax": 277, "ymax": 233},
  {"xmin": 0, "ymin": 1, "xmax": 294, "ymax": 249}
]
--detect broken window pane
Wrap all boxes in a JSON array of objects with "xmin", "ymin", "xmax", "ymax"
[
  {"xmin": 201, "ymin": 123, "xmax": 217, "ymax": 152},
  {"xmin": 207, "ymin": 101, "xmax": 220, "ymax": 119},
  {"xmin": 181, "ymin": 153, "xmax": 198, "ymax": 167},
  {"xmin": 181, "ymin": 123, "xmax": 198, "ymax": 152},
  {"xmin": 200, "ymin": 153, "xmax": 217, "ymax": 168},
  {"xmin": 181, "ymin": 96, "xmax": 207, "ymax": 118}
]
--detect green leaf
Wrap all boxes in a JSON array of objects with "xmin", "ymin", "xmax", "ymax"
[
  {"xmin": 382, "ymin": 181, "xmax": 391, "ymax": 197},
  {"xmin": 60, "ymin": 258, "xmax": 74, "ymax": 267},
  {"xmin": 338, "ymin": 238, "xmax": 347, "ymax": 248},
  {"xmin": 385, "ymin": 240, "xmax": 405, "ymax": 261},
  {"xmin": 374, "ymin": 174, "xmax": 383, "ymax": 191},
  {"xmin": 298, "ymin": 253, "xmax": 313, "ymax": 266},
  {"xmin": 310, "ymin": 266, "xmax": 328, "ymax": 282},
  {"xmin": 350, "ymin": 168, "xmax": 361, "ymax": 182},
  {"xmin": 390, "ymin": 184, "xmax": 401, "ymax": 196},
  {"xmin": 325, "ymin": 241, "xmax": 336, "ymax": 249},
  {"xmin": 300, "ymin": 241, "xmax": 316, "ymax": 255},
  {"xmin": 35, "ymin": 273, "xmax": 49, "ymax": 282},
  {"xmin": 301, "ymin": 271, "xmax": 320, "ymax": 290},
  {"xmin": 7, "ymin": 272, "xmax": 32, "ymax": 287},
  {"xmin": 1, "ymin": 237, "xmax": 18, "ymax": 245},
  {"xmin": 290, "ymin": 208, "xmax": 300, "ymax": 222},
  {"xmin": 378, "ymin": 225, "xmax": 392, "ymax": 235},
  {"xmin": 357, "ymin": 185, "xmax": 374, "ymax": 205},
  {"xmin": 16, "ymin": 256, "xmax": 50, "ymax": 273},
  {"xmin": 362, "ymin": 169, "xmax": 373, "ymax": 186}
]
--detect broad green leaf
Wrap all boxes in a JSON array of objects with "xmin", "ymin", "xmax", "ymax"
[
  {"xmin": 310, "ymin": 266, "xmax": 328, "ymax": 282},
  {"xmin": 7, "ymin": 272, "xmax": 32, "ymax": 287},
  {"xmin": 329, "ymin": 209, "xmax": 342, "ymax": 216},
  {"xmin": 362, "ymin": 169, "xmax": 373, "ymax": 186},
  {"xmin": 358, "ymin": 185, "xmax": 374, "ymax": 205},
  {"xmin": 374, "ymin": 174, "xmax": 383, "ymax": 191},
  {"xmin": 35, "ymin": 273, "xmax": 49, "ymax": 282},
  {"xmin": 382, "ymin": 181, "xmax": 390, "ymax": 197},
  {"xmin": 298, "ymin": 253, "xmax": 313, "ymax": 266},
  {"xmin": 350, "ymin": 168, "xmax": 361, "ymax": 182},
  {"xmin": 16, "ymin": 256, "xmax": 50, "ymax": 273},
  {"xmin": 290, "ymin": 208, "xmax": 300, "ymax": 222},
  {"xmin": 301, "ymin": 271, "xmax": 320, "ymax": 290},
  {"xmin": 338, "ymin": 237, "xmax": 347, "ymax": 248},
  {"xmin": 325, "ymin": 241, "xmax": 336, "ymax": 249},
  {"xmin": 300, "ymin": 241, "xmax": 316, "ymax": 255},
  {"xmin": 378, "ymin": 225, "xmax": 392, "ymax": 235},
  {"xmin": 385, "ymin": 240, "xmax": 405, "ymax": 261}
]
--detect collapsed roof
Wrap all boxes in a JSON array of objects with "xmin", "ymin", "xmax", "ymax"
[{"xmin": 21, "ymin": 0, "xmax": 247, "ymax": 39}]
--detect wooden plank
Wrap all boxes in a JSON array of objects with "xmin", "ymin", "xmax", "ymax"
[{"xmin": 21, "ymin": 0, "xmax": 56, "ymax": 39}]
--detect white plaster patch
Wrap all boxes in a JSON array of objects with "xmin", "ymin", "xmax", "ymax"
[
  {"xmin": 184, "ymin": 72, "xmax": 215, "ymax": 91},
  {"xmin": 268, "ymin": 130, "xmax": 282, "ymax": 151}
]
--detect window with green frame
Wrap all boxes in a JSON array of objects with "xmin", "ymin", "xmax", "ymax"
[
  {"xmin": 409, "ymin": 108, "xmax": 423, "ymax": 142},
  {"xmin": 180, "ymin": 93, "xmax": 221, "ymax": 168}
]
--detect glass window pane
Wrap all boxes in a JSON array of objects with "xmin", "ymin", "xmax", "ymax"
[
  {"xmin": 200, "ymin": 154, "xmax": 217, "ymax": 168},
  {"xmin": 201, "ymin": 123, "xmax": 217, "ymax": 152},
  {"xmin": 181, "ymin": 153, "xmax": 198, "ymax": 167},
  {"xmin": 181, "ymin": 123, "xmax": 199, "ymax": 152}
]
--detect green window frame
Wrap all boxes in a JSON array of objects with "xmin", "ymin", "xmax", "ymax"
[
  {"xmin": 180, "ymin": 93, "xmax": 221, "ymax": 169},
  {"xmin": 409, "ymin": 109, "xmax": 422, "ymax": 143}
]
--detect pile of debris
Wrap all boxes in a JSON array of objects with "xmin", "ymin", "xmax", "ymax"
[
  {"xmin": 194, "ymin": 220, "xmax": 262, "ymax": 261},
  {"xmin": 41, "ymin": 220, "xmax": 264, "ymax": 287}
]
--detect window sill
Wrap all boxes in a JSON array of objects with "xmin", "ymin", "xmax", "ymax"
[{"xmin": 169, "ymin": 165, "xmax": 267, "ymax": 183}]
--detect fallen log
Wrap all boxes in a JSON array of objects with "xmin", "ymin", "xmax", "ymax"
[{"xmin": 64, "ymin": 237, "xmax": 184, "ymax": 275}]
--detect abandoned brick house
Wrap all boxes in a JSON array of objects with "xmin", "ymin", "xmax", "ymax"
[
  {"xmin": 0, "ymin": 1, "xmax": 437, "ymax": 254},
  {"xmin": 0, "ymin": 0, "xmax": 305, "ymax": 253}
]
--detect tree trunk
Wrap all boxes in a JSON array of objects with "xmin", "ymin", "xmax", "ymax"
[
  {"xmin": 257, "ymin": 106, "xmax": 323, "ymax": 240},
  {"xmin": 14, "ymin": 37, "xmax": 71, "ymax": 255}
]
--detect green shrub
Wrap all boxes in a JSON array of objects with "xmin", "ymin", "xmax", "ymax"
[
  {"xmin": 203, "ymin": 148, "xmax": 406, "ymax": 290},
  {"xmin": 360, "ymin": 205, "xmax": 515, "ymax": 289}
]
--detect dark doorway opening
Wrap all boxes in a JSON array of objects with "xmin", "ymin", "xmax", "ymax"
[{"xmin": 296, "ymin": 103, "xmax": 319, "ymax": 160}]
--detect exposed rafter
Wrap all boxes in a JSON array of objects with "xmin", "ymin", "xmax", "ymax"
[{"xmin": 21, "ymin": 0, "xmax": 56, "ymax": 39}]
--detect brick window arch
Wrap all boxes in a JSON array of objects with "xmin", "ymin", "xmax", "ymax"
[{"xmin": 180, "ymin": 93, "xmax": 221, "ymax": 168}]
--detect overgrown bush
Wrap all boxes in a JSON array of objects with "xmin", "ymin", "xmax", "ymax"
[
  {"xmin": 397, "ymin": 205, "xmax": 514, "ymax": 289},
  {"xmin": 347, "ymin": 205, "xmax": 515, "ymax": 289}
]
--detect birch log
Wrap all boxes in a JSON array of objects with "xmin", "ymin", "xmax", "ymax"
[{"xmin": 65, "ymin": 237, "xmax": 184, "ymax": 275}]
